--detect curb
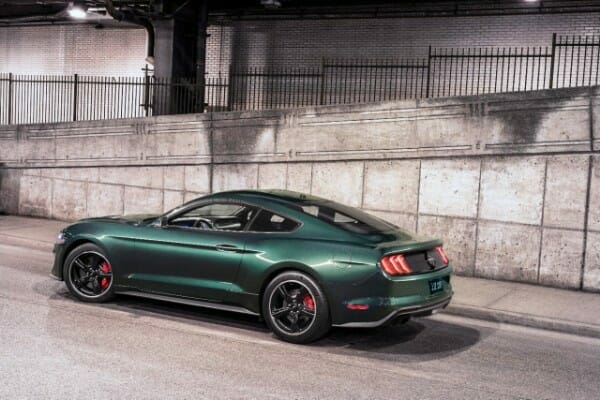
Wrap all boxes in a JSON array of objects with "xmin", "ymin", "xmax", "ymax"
[{"xmin": 446, "ymin": 304, "xmax": 600, "ymax": 340}]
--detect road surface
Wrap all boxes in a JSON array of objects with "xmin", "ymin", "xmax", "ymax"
[{"xmin": 1, "ymin": 242, "xmax": 598, "ymax": 399}]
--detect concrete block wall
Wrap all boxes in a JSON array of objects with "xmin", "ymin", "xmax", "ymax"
[{"xmin": 1, "ymin": 86, "xmax": 599, "ymax": 292}]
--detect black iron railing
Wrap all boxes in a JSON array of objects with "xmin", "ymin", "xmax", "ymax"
[
  {"xmin": 428, "ymin": 47, "xmax": 554, "ymax": 97},
  {"xmin": 0, "ymin": 73, "xmax": 229, "ymax": 125},
  {"xmin": 321, "ymin": 59, "xmax": 429, "ymax": 105},
  {"xmin": 227, "ymin": 34, "xmax": 600, "ymax": 110},
  {"xmin": 1, "ymin": 33, "xmax": 600, "ymax": 125},
  {"xmin": 228, "ymin": 67, "xmax": 322, "ymax": 111}
]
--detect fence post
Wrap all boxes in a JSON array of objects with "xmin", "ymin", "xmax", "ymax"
[
  {"xmin": 7, "ymin": 73, "xmax": 13, "ymax": 125},
  {"xmin": 72, "ymin": 73, "xmax": 79, "ymax": 121},
  {"xmin": 319, "ymin": 58, "xmax": 326, "ymax": 105},
  {"xmin": 425, "ymin": 46, "xmax": 432, "ymax": 98},
  {"xmin": 549, "ymin": 33, "xmax": 557, "ymax": 89},
  {"xmin": 226, "ymin": 65, "xmax": 234, "ymax": 112},
  {"xmin": 143, "ymin": 65, "xmax": 151, "ymax": 117}
]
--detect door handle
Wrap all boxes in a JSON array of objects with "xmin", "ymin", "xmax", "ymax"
[{"xmin": 215, "ymin": 244, "xmax": 240, "ymax": 252}]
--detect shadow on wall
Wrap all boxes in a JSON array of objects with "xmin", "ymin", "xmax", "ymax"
[
  {"xmin": 495, "ymin": 107, "xmax": 546, "ymax": 143},
  {"xmin": 0, "ymin": 166, "xmax": 22, "ymax": 216},
  {"xmin": 0, "ymin": 163, "xmax": 5, "ymax": 215}
]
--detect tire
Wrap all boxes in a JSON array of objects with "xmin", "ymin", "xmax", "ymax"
[
  {"xmin": 262, "ymin": 271, "xmax": 331, "ymax": 344},
  {"xmin": 63, "ymin": 243, "xmax": 116, "ymax": 303}
]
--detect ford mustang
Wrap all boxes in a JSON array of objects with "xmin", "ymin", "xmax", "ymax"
[{"xmin": 51, "ymin": 190, "xmax": 453, "ymax": 344}]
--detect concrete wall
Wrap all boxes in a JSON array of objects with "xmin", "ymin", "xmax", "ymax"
[{"xmin": 1, "ymin": 87, "xmax": 599, "ymax": 292}]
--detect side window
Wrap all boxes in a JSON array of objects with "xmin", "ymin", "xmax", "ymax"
[
  {"xmin": 248, "ymin": 210, "xmax": 299, "ymax": 232},
  {"xmin": 168, "ymin": 203, "xmax": 256, "ymax": 231},
  {"xmin": 296, "ymin": 203, "xmax": 395, "ymax": 234}
]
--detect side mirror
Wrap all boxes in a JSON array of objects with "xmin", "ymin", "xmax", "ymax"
[{"xmin": 152, "ymin": 215, "xmax": 168, "ymax": 228}]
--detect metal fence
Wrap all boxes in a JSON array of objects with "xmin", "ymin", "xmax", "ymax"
[
  {"xmin": 1, "ymin": 33, "xmax": 600, "ymax": 124},
  {"xmin": 228, "ymin": 67, "xmax": 322, "ymax": 111},
  {"xmin": 0, "ymin": 74, "xmax": 230, "ymax": 125},
  {"xmin": 321, "ymin": 59, "xmax": 430, "ymax": 105},
  {"xmin": 227, "ymin": 34, "xmax": 600, "ymax": 110},
  {"xmin": 428, "ymin": 47, "xmax": 553, "ymax": 97},
  {"xmin": 554, "ymin": 34, "xmax": 600, "ymax": 88}
]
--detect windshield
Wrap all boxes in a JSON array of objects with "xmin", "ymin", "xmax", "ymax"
[{"xmin": 293, "ymin": 200, "xmax": 397, "ymax": 234}]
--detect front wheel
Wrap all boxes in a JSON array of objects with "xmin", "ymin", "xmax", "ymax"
[
  {"xmin": 262, "ymin": 271, "xmax": 331, "ymax": 344},
  {"xmin": 63, "ymin": 243, "xmax": 115, "ymax": 303}
]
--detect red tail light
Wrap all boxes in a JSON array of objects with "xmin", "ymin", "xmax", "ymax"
[
  {"xmin": 347, "ymin": 303, "xmax": 369, "ymax": 310},
  {"xmin": 435, "ymin": 246, "xmax": 449, "ymax": 265},
  {"xmin": 380, "ymin": 253, "xmax": 412, "ymax": 276}
]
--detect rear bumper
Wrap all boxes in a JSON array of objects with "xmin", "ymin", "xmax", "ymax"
[
  {"xmin": 332, "ymin": 295, "xmax": 452, "ymax": 327},
  {"xmin": 327, "ymin": 265, "xmax": 453, "ymax": 327}
]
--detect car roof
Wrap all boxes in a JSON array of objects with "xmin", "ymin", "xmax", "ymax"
[
  {"xmin": 195, "ymin": 190, "xmax": 334, "ymax": 233},
  {"xmin": 182, "ymin": 190, "xmax": 398, "ymax": 240},
  {"xmin": 206, "ymin": 189, "xmax": 327, "ymax": 205}
]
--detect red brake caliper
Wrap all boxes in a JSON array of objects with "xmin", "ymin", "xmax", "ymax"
[
  {"xmin": 100, "ymin": 261, "xmax": 111, "ymax": 289},
  {"xmin": 303, "ymin": 294, "xmax": 315, "ymax": 311}
]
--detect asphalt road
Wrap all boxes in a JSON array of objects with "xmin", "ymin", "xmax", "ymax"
[{"xmin": 1, "ymin": 242, "xmax": 599, "ymax": 400}]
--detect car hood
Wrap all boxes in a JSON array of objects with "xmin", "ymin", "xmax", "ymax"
[{"xmin": 78, "ymin": 214, "xmax": 160, "ymax": 226}]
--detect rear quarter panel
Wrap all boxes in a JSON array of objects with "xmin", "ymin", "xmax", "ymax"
[{"xmin": 233, "ymin": 235, "xmax": 379, "ymax": 307}]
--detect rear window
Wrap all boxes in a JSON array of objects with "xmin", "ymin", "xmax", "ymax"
[
  {"xmin": 185, "ymin": 203, "xmax": 245, "ymax": 217},
  {"xmin": 249, "ymin": 210, "xmax": 299, "ymax": 232},
  {"xmin": 295, "ymin": 201, "xmax": 396, "ymax": 234}
]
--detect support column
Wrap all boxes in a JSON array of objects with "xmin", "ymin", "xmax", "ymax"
[{"xmin": 152, "ymin": 0, "xmax": 209, "ymax": 115}]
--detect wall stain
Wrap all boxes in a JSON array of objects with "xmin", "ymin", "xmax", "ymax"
[{"xmin": 497, "ymin": 108, "xmax": 547, "ymax": 144}]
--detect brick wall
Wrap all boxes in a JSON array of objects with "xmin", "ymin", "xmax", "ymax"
[
  {"xmin": 0, "ymin": 12, "xmax": 598, "ymax": 82},
  {"xmin": 0, "ymin": 24, "xmax": 147, "ymax": 76},
  {"xmin": 206, "ymin": 12, "xmax": 600, "ymax": 76}
]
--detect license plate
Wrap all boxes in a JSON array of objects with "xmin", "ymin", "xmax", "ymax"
[{"xmin": 428, "ymin": 278, "xmax": 444, "ymax": 294}]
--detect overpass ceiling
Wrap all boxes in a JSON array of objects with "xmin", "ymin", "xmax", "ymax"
[
  {"xmin": 0, "ymin": 0, "xmax": 599, "ymax": 26},
  {"xmin": 208, "ymin": 0, "xmax": 600, "ymax": 19}
]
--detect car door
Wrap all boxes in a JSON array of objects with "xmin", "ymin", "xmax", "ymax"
[
  {"xmin": 126, "ymin": 202, "xmax": 256, "ymax": 302},
  {"xmin": 225, "ymin": 208, "xmax": 303, "ymax": 305}
]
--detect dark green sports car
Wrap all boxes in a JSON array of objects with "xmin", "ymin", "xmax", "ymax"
[{"xmin": 51, "ymin": 190, "xmax": 453, "ymax": 344}]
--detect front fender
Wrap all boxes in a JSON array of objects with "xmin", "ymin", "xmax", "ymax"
[{"xmin": 52, "ymin": 233, "xmax": 112, "ymax": 281}]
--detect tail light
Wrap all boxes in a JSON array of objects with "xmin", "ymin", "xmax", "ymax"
[
  {"xmin": 380, "ymin": 254, "xmax": 412, "ymax": 276},
  {"xmin": 347, "ymin": 303, "xmax": 370, "ymax": 310},
  {"xmin": 435, "ymin": 246, "xmax": 449, "ymax": 265}
]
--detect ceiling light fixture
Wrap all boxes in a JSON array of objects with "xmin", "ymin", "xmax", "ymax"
[
  {"xmin": 67, "ymin": 2, "xmax": 87, "ymax": 19},
  {"xmin": 261, "ymin": 0, "xmax": 282, "ymax": 9}
]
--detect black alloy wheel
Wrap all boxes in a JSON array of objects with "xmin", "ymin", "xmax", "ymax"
[
  {"xmin": 64, "ymin": 243, "xmax": 115, "ymax": 303},
  {"xmin": 263, "ymin": 271, "xmax": 330, "ymax": 344}
]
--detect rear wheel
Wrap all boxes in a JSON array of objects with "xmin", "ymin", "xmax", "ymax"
[
  {"xmin": 262, "ymin": 271, "xmax": 330, "ymax": 344},
  {"xmin": 63, "ymin": 243, "xmax": 115, "ymax": 303}
]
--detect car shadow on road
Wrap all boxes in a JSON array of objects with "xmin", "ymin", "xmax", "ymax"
[
  {"xmin": 47, "ymin": 287, "xmax": 271, "ymax": 333},
  {"xmin": 113, "ymin": 294, "xmax": 271, "ymax": 332},
  {"xmin": 41, "ymin": 280, "xmax": 270, "ymax": 334},
  {"xmin": 314, "ymin": 318, "xmax": 485, "ymax": 362},
  {"xmin": 47, "ymin": 283, "xmax": 484, "ymax": 361}
]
